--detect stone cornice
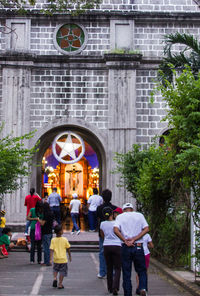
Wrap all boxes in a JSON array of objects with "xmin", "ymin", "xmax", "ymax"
[
  {"xmin": 1, "ymin": 10, "xmax": 200, "ymax": 23},
  {"xmin": 0, "ymin": 51, "xmax": 161, "ymax": 69}
]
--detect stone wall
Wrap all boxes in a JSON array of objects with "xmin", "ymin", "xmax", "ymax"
[
  {"xmin": 2, "ymin": 0, "xmax": 199, "ymax": 12},
  {"xmin": 1, "ymin": 1, "xmax": 200, "ymax": 222},
  {"xmin": 31, "ymin": 67, "xmax": 109, "ymax": 129}
]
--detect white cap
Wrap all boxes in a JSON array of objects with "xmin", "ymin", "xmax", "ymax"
[
  {"xmin": 122, "ymin": 202, "xmax": 133, "ymax": 210},
  {"xmin": 72, "ymin": 193, "xmax": 78, "ymax": 199}
]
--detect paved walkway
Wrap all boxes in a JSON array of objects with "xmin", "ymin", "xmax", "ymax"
[
  {"xmin": 0, "ymin": 251, "xmax": 194, "ymax": 296},
  {"xmin": 8, "ymin": 231, "xmax": 200, "ymax": 296}
]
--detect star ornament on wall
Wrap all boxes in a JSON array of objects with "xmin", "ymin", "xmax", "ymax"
[{"xmin": 52, "ymin": 132, "xmax": 85, "ymax": 164}]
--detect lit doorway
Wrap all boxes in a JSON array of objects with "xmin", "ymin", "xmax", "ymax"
[
  {"xmin": 42, "ymin": 141, "xmax": 99, "ymax": 200},
  {"xmin": 41, "ymin": 139, "xmax": 100, "ymax": 230}
]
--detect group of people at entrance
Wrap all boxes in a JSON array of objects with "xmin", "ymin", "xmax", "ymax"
[{"xmin": 24, "ymin": 187, "xmax": 153, "ymax": 296}]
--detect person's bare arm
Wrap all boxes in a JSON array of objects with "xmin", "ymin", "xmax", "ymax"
[
  {"xmin": 114, "ymin": 227, "xmax": 133, "ymax": 246},
  {"xmin": 100, "ymin": 229, "xmax": 104, "ymax": 240},
  {"xmin": 148, "ymin": 240, "xmax": 154, "ymax": 249},
  {"xmin": 38, "ymin": 219, "xmax": 46, "ymax": 226},
  {"xmin": 67, "ymin": 248, "xmax": 72, "ymax": 262},
  {"xmin": 50, "ymin": 249, "xmax": 53, "ymax": 264},
  {"xmin": 129, "ymin": 226, "xmax": 149, "ymax": 245},
  {"xmin": 27, "ymin": 211, "xmax": 39, "ymax": 221}
]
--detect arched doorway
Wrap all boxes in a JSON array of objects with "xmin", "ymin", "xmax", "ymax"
[{"xmin": 31, "ymin": 124, "xmax": 107, "ymax": 229}]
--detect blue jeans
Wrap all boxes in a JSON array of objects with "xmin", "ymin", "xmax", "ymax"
[
  {"xmin": 71, "ymin": 213, "xmax": 80, "ymax": 232},
  {"xmin": 88, "ymin": 210, "xmax": 97, "ymax": 231},
  {"xmin": 99, "ymin": 237, "xmax": 107, "ymax": 276},
  {"xmin": 121, "ymin": 244, "xmax": 147, "ymax": 296},
  {"xmin": 50, "ymin": 206, "xmax": 61, "ymax": 225},
  {"xmin": 42, "ymin": 234, "xmax": 52, "ymax": 265},
  {"xmin": 25, "ymin": 220, "xmax": 31, "ymax": 234}
]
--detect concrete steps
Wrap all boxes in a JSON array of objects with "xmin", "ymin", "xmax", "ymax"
[{"xmin": 11, "ymin": 237, "xmax": 99, "ymax": 253}]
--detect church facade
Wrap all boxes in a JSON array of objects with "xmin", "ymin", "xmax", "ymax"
[{"xmin": 1, "ymin": 0, "xmax": 200, "ymax": 223}]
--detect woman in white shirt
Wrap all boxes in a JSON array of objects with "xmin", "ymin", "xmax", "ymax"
[{"xmin": 100, "ymin": 207, "xmax": 122, "ymax": 296}]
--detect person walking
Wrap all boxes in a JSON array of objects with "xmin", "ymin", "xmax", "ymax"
[
  {"xmin": 82, "ymin": 199, "xmax": 89, "ymax": 230},
  {"xmin": 135, "ymin": 233, "xmax": 154, "ymax": 295},
  {"xmin": 114, "ymin": 202, "xmax": 149, "ymax": 296},
  {"xmin": 39, "ymin": 202, "xmax": 54, "ymax": 266},
  {"xmin": 27, "ymin": 201, "xmax": 43, "ymax": 264},
  {"xmin": 47, "ymin": 188, "xmax": 62, "ymax": 225},
  {"xmin": 50, "ymin": 224, "xmax": 71, "ymax": 289},
  {"xmin": 69, "ymin": 193, "xmax": 81, "ymax": 235},
  {"xmin": 96, "ymin": 189, "xmax": 117, "ymax": 279},
  {"xmin": 100, "ymin": 207, "xmax": 122, "ymax": 295},
  {"xmin": 0, "ymin": 210, "xmax": 6, "ymax": 236},
  {"xmin": 24, "ymin": 188, "xmax": 41, "ymax": 235},
  {"xmin": 87, "ymin": 188, "xmax": 103, "ymax": 231}
]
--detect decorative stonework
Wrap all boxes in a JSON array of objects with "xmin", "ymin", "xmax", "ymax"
[
  {"xmin": 53, "ymin": 23, "xmax": 88, "ymax": 55},
  {"xmin": 52, "ymin": 131, "xmax": 85, "ymax": 164}
]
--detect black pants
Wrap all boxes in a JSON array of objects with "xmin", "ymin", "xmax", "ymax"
[
  {"xmin": 30, "ymin": 229, "xmax": 42, "ymax": 263},
  {"xmin": 104, "ymin": 245, "xmax": 122, "ymax": 292}
]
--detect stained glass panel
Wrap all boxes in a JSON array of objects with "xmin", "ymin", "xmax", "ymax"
[{"xmin": 56, "ymin": 24, "xmax": 85, "ymax": 53}]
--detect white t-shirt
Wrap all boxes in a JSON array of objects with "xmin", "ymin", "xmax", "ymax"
[
  {"xmin": 70, "ymin": 199, "xmax": 81, "ymax": 213},
  {"xmin": 114, "ymin": 211, "xmax": 149, "ymax": 243},
  {"xmin": 87, "ymin": 194, "xmax": 103, "ymax": 211},
  {"xmin": 100, "ymin": 221, "xmax": 122, "ymax": 246},
  {"xmin": 143, "ymin": 233, "xmax": 152, "ymax": 255}
]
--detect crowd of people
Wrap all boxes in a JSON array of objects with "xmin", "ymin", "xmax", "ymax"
[{"xmin": 0, "ymin": 187, "xmax": 153, "ymax": 296}]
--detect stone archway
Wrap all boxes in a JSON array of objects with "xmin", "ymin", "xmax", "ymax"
[{"xmin": 29, "ymin": 118, "xmax": 107, "ymax": 196}]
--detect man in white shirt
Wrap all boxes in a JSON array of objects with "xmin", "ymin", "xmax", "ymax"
[
  {"xmin": 114, "ymin": 203, "xmax": 149, "ymax": 296},
  {"xmin": 87, "ymin": 188, "xmax": 103, "ymax": 231},
  {"xmin": 69, "ymin": 193, "xmax": 81, "ymax": 235}
]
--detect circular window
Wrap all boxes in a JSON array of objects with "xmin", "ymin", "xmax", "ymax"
[{"xmin": 53, "ymin": 23, "xmax": 88, "ymax": 55}]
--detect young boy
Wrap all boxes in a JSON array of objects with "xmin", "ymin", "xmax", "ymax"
[
  {"xmin": 50, "ymin": 225, "xmax": 71, "ymax": 289},
  {"xmin": 0, "ymin": 227, "xmax": 15, "ymax": 251},
  {"xmin": 0, "ymin": 210, "xmax": 6, "ymax": 236}
]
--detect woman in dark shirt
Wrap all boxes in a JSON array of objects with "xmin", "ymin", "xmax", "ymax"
[
  {"xmin": 27, "ymin": 201, "xmax": 43, "ymax": 264},
  {"xmin": 39, "ymin": 202, "xmax": 54, "ymax": 266}
]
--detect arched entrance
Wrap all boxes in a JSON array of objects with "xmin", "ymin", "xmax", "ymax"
[{"xmin": 30, "ymin": 122, "xmax": 107, "ymax": 229}]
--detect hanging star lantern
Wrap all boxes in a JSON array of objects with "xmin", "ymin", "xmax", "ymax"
[{"xmin": 52, "ymin": 132, "xmax": 85, "ymax": 164}]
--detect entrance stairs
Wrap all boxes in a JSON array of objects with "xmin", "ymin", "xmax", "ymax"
[{"xmin": 11, "ymin": 231, "xmax": 99, "ymax": 253}]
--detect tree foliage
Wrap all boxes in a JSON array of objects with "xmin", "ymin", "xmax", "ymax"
[
  {"xmin": 0, "ymin": 0, "xmax": 102, "ymax": 14},
  {"xmin": 0, "ymin": 127, "xmax": 38, "ymax": 198},
  {"xmin": 158, "ymin": 32, "xmax": 200, "ymax": 85},
  {"xmin": 114, "ymin": 67, "xmax": 200, "ymax": 266}
]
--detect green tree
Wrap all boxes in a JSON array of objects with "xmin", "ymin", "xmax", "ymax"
[
  {"xmin": 114, "ymin": 68, "xmax": 200, "ymax": 266},
  {"xmin": 0, "ymin": 0, "xmax": 101, "ymax": 14},
  {"xmin": 0, "ymin": 128, "xmax": 38, "ymax": 200},
  {"xmin": 159, "ymin": 32, "xmax": 200, "ymax": 84}
]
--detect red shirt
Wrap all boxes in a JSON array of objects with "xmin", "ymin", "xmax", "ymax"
[{"xmin": 24, "ymin": 194, "xmax": 41, "ymax": 216}]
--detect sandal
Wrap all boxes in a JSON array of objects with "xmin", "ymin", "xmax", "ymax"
[{"xmin": 58, "ymin": 285, "xmax": 64, "ymax": 289}]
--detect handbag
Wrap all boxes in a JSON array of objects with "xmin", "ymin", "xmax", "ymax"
[{"xmin": 35, "ymin": 221, "xmax": 41, "ymax": 241}]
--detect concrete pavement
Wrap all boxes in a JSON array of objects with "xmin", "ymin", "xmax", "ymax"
[
  {"xmin": 0, "ymin": 251, "xmax": 194, "ymax": 296},
  {"xmin": 7, "ymin": 231, "xmax": 200, "ymax": 296}
]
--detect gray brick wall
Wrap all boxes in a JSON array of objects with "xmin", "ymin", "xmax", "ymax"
[
  {"xmin": 6, "ymin": 0, "xmax": 199, "ymax": 12},
  {"xmin": 134, "ymin": 23, "xmax": 200, "ymax": 58},
  {"xmin": 30, "ymin": 20, "xmax": 110, "ymax": 56},
  {"xmin": 136, "ymin": 69, "xmax": 168, "ymax": 147},
  {"xmin": 30, "ymin": 68, "xmax": 109, "ymax": 130}
]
